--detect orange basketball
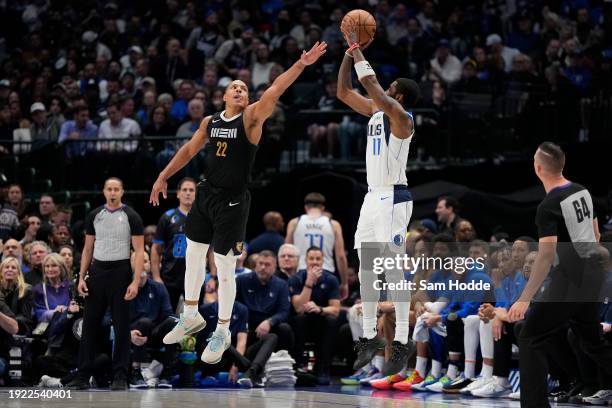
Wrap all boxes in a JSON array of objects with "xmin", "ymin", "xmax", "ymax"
[{"xmin": 340, "ymin": 9, "xmax": 376, "ymax": 47}]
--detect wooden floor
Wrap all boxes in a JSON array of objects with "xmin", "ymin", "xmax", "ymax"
[{"xmin": 0, "ymin": 386, "xmax": 589, "ymax": 408}]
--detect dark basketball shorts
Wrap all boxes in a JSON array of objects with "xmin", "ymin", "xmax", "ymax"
[{"xmin": 185, "ymin": 180, "xmax": 250, "ymax": 256}]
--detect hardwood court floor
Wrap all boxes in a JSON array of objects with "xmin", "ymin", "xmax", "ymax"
[{"xmin": 0, "ymin": 386, "xmax": 589, "ymax": 407}]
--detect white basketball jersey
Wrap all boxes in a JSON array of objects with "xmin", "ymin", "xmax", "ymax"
[
  {"xmin": 365, "ymin": 111, "xmax": 414, "ymax": 187},
  {"xmin": 293, "ymin": 214, "xmax": 335, "ymax": 272}
]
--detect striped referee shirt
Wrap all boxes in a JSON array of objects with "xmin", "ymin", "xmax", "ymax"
[{"xmin": 85, "ymin": 204, "xmax": 144, "ymax": 261}]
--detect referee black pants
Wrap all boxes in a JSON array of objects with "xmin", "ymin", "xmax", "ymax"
[
  {"xmin": 78, "ymin": 259, "xmax": 132, "ymax": 378},
  {"xmin": 519, "ymin": 261, "xmax": 612, "ymax": 408}
]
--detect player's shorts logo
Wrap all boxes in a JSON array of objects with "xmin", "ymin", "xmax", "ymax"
[{"xmin": 393, "ymin": 234, "xmax": 404, "ymax": 246}]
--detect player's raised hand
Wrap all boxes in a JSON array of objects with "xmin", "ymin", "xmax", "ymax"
[
  {"xmin": 300, "ymin": 41, "xmax": 327, "ymax": 66},
  {"xmin": 149, "ymin": 177, "xmax": 168, "ymax": 206}
]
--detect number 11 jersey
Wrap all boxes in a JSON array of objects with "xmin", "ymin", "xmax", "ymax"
[{"xmin": 365, "ymin": 110, "xmax": 414, "ymax": 188}]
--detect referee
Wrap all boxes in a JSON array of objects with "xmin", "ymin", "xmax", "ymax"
[
  {"xmin": 67, "ymin": 177, "xmax": 144, "ymax": 390},
  {"xmin": 508, "ymin": 143, "xmax": 612, "ymax": 407}
]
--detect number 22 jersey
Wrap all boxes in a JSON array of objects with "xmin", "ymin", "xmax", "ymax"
[{"xmin": 204, "ymin": 110, "xmax": 258, "ymax": 191}]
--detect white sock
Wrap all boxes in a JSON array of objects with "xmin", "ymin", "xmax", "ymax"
[
  {"xmin": 183, "ymin": 304, "xmax": 198, "ymax": 317},
  {"xmin": 214, "ymin": 251, "xmax": 237, "ymax": 332},
  {"xmin": 415, "ymin": 356, "xmax": 428, "ymax": 377},
  {"xmin": 362, "ymin": 301, "xmax": 377, "ymax": 339},
  {"xmin": 360, "ymin": 362, "xmax": 372, "ymax": 373},
  {"xmin": 373, "ymin": 355, "xmax": 384, "ymax": 371},
  {"xmin": 393, "ymin": 302, "xmax": 410, "ymax": 344},
  {"xmin": 184, "ymin": 239, "xmax": 209, "ymax": 302},
  {"xmin": 465, "ymin": 360, "xmax": 476, "ymax": 379},
  {"xmin": 496, "ymin": 376, "xmax": 510, "ymax": 387},
  {"xmin": 398, "ymin": 367, "xmax": 407, "ymax": 377},
  {"xmin": 357, "ymin": 249, "xmax": 379, "ymax": 339},
  {"xmin": 479, "ymin": 319, "xmax": 494, "ymax": 358},
  {"xmin": 480, "ymin": 363, "xmax": 494, "ymax": 378},
  {"xmin": 447, "ymin": 363, "xmax": 459, "ymax": 379},
  {"xmin": 431, "ymin": 360, "xmax": 442, "ymax": 377}
]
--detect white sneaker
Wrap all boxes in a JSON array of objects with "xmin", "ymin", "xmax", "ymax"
[
  {"xmin": 38, "ymin": 375, "xmax": 63, "ymax": 388},
  {"xmin": 163, "ymin": 313, "xmax": 206, "ymax": 344},
  {"xmin": 201, "ymin": 328, "xmax": 231, "ymax": 364},
  {"xmin": 507, "ymin": 390, "xmax": 520, "ymax": 400},
  {"xmin": 461, "ymin": 376, "xmax": 493, "ymax": 394},
  {"xmin": 583, "ymin": 389, "xmax": 612, "ymax": 405},
  {"xmin": 471, "ymin": 377, "xmax": 511, "ymax": 398}
]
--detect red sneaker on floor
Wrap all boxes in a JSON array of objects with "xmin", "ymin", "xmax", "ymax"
[
  {"xmin": 370, "ymin": 373, "xmax": 407, "ymax": 390},
  {"xmin": 392, "ymin": 370, "xmax": 424, "ymax": 391}
]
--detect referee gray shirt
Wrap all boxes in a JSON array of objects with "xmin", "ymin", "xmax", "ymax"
[{"xmin": 86, "ymin": 205, "xmax": 144, "ymax": 261}]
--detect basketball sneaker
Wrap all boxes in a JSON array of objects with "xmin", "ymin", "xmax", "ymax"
[
  {"xmin": 163, "ymin": 313, "xmax": 206, "ymax": 344},
  {"xmin": 201, "ymin": 328, "xmax": 231, "ymax": 364},
  {"xmin": 425, "ymin": 375, "xmax": 451, "ymax": 393},
  {"xmin": 393, "ymin": 370, "xmax": 424, "ymax": 391},
  {"xmin": 370, "ymin": 373, "xmax": 407, "ymax": 390},
  {"xmin": 353, "ymin": 337, "xmax": 386, "ymax": 370}
]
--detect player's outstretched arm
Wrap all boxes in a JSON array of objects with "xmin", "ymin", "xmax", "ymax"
[
  {"xmin": 149, "ymin": 115, "xmax": 211, "ymax": 206},
  {"xmin": 343, "ymin": 26, "xmax": 411, "ymax": 137},
  {"xmin": 249, "ymin": 41, "xmax": 327, "ymax": 121},
  {"xmin": 337, "ymin": 51, "xmax": 376, "ymax": 117}
]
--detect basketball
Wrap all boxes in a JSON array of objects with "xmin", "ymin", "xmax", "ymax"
[{"xmin": 340, "ymin": 9, "xmax": 376, "ymax": 47}]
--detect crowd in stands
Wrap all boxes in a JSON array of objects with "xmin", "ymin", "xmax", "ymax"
[
  {"xmin": 0, "ymin": 0, "xmax": 610, "ymax": 172},
  {"xmin": 1, "ymin": 180, "xmax": 611, "ymax": 403}
]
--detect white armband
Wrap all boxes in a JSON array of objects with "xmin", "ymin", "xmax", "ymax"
[{"xmin": 354, "ymin": 60, "xmax": 376, "ymax": 80}]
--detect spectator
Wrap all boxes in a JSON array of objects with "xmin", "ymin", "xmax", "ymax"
[
  {"xmin": 435, "ymin": 196, "xmax": 463, "ymax": 236},
  {"xmin": 248, "ymin": 211, "xmax": 285, "ymax": 255},
  {"xmin": 150, "ymin": 38, "xmax": 189, "ymax": 93},
  {"xmin": 98, "ymin": 102, "xmax": 141, "ymax": 153},
  {"xmin": 289, "ymin": 11, "xmax": 320, "ymax": 50},
  {"xmin": 24, "ymin": 241, "xmax": 50, "ymax": 286},
  {"xmin": 430, "ymin": 39, "xmax": 462, "ymax": 85},
  {"xmin": 175, "ymin": 99, "xmax": 204, "ymax": 139},
  {"xmin": 20, "ymin": 215, "xmax": 41, "ymax": 246},
  {"xmin": 58, "ymin": 245, "xmax": 75, "ymax": 276},
  {"xmin": 0, "ymin": 257, "xmax": 33, "ymax": 365},
  {"xmin": 29, "ymin": 103, "xmax": 60, "ymax": 143},
  {"xmin": 201, "ymin": 68, "xmax": 219, "ymax": 97},
  {"xmin": 507, "ymin": 12, "xmax": 539, "ymax": 54},
  {"xmin": 6, "ymin": 184, "xmax": 30, "ymax": 220},
  {"xmin": 144, "ymin": 104, "xmax": 176, "ymax": 154},
  {"xmin": 486, "ymin": 33, "xmax": 520, "ymax": 73},
  {"xmin": 136, "ymin": 90, "xmax": 157, "ymax": 128},
  {"xmin": 235, "ymin": 250, "xmax": 293, "ymax": 376},
  {"xmin": 452, "ymin": 59, "xmax": 488, "ymax": 94},
  {"xmin": 307, "ymin": 78, "xmax": 342, "ymax": 158},
  {"xmin": 454, "ymin": 220, "xmax": 476, "ymax": 242},
  {"xmin": 58, "ymin": 106, "xmax": 99, "ymax": 158},
  {"xmin": 276, "ymin": 243, "xmax": 300, "ymax": 281},
  {"xmin": 128, "ymin": 251, "xmax": 175, "ymax": 389},
  {"xmin": 289, "ymin": 247, "xmax": 340, "ymax": 385},
  {"xmin": 32, "ymin": 253, "xmax": 73, "ymax": 324},
  {"xmin": 215, "ymin": 27, "xmax": 255, "ymax": 77},
  {"xmin": 0, "ymin": 199, "xmax": 19, "ymax": 242},
  {"xmin": 171, "ymin": 80, "xmax": 196, "ymax": 124},
  {"xmin": 186, "ymin": 11, "xmax": 225, "ymax": 77}
]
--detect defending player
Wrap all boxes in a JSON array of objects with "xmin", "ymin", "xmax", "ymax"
[{"xmin": 149, "ymin": 41, "xmax": 327, "ymax": 365}]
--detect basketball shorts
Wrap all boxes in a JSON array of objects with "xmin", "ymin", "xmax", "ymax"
[
  {"xmin": 354, "ymin": 184, "xmax": 413, "ymax": 251},
  {"xmin": 185, "ymin": 180, "xmax": 250, "ymax": 256}
]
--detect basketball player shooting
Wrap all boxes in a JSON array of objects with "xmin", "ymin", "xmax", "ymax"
[
  {"xmin": 337, "ymin": 11, "xmax": 420, "ymax": 376},
  {"xmin": 149, "ymin": 41, "xmax": 327, "ymax": 365}
]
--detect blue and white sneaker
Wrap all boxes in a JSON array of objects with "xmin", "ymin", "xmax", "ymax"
[
  {"xmin": 359, "ymin": 368, "xmax": 383, "ymax": 386},
  {"xmin": 425, "ymin": 375, "xmax": 451, "ymax": 393},
  {"xmin": 411, "ymin": 373, "xmax": 441, "ymax": 392},
  {"xmin": 341, "ymin": 367, "xmax": 370, "ymax": 385},
  {"xmin": 201, "ymin": 328, "xmax": 231, "ymax": 364}
]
